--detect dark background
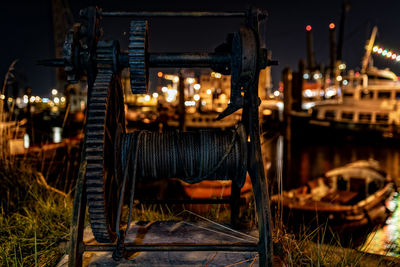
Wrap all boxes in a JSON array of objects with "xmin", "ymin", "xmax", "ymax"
[{"xmin": 1, "ymin": 0, "xmax": 400, "ymax": 96}]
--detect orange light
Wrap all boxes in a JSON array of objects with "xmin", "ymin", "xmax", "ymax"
[
  {"xmin": 306, "ymin": 25, "xmax": 312, "ymax": 31},
  {"xmin": 329, "ymin": 23, "xmax": 335, "ymax": 29},
  {"xmin": 392, "ymin": 54, "xmax": 397, "ymax": 60},
  {"xmin": 157, "ymin": 72, "xmax": 163, "ymax": 78}
]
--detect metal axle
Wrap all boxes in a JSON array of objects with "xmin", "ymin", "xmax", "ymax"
[
  {"xmin": 101, "ymin": 11, "xmax": 246, "ymax": 18},
  {"xmin": 39, "ymin": 52, "xmax": 232, "ymax": 69}
]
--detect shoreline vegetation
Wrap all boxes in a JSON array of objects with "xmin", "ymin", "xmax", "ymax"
[{"xmin": 1, "ymin": 157, "xmax": 399, "ymax": 266}]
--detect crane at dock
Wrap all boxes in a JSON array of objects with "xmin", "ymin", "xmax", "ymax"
[{"xmin": 361, "ymin": 26, "xmax": 378, "ymax": 74}]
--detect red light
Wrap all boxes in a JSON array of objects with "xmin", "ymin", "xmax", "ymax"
[
  {"xmin": 355, "ymin": 72, "xmax": 360, "ymax": 77},
  {"xmin": 329, "ymin": 23, "xmax": 335, "ymax": 29},
  {"xmin": 306, "ymin": 25, "xmax": 312, "ymax": 31}
]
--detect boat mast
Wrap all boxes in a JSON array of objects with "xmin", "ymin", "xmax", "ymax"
[{"xmin": 361, "ymin": 26, "xmax": 378, "ymax": 74}]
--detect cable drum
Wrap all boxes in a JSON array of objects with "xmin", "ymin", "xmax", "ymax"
[{"xmin": 121, "ymin": 124, "xmax": 247, "ymax": 188}]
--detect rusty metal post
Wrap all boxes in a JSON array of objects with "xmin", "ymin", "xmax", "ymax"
[
  {"xmin": 282, "ymin": 68, "xmax": 292, "ymax": 188},
  {"xmin": 68, "ymin": 159, "xmax": 87, "ymax": 267},
  {"xmin": 177, "ymin": 72, "xmax": 186, "ymax": 131},
  {"xmin": 291, "ymin": 60, "xmax": 304, "ymax": 112},
  {"xmin": 230, "ymin": 181, "xmax": 241, "ymax": 228},
  {"xmin": 283, "ymin": 68, "xmax": 292, "ymax": 142}
]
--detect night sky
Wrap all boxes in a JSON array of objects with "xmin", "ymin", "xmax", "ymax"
[{"xmin": 1, "ymin": 0, "xmax": 400, "ymax": 97}]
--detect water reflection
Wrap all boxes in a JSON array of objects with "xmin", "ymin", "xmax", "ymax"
[
  {"xmin": 360, "ymin": 194, "xmax": 399, "ymax": 256},
  {"xmin": 264, "ymin": 135, "xmax": 400, "ymax": 256}
]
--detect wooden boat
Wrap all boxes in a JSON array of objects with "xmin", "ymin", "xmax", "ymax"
[{"xmin": 271, "ymin": 160, "xmax": 396, "ymax": 231}]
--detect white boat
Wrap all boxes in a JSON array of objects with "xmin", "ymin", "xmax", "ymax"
[{"xmin": 308, "ymin": 27, "xmax": 400, "ymax": 137}]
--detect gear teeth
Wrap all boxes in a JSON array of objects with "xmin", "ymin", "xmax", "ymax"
[
  {"xmin": 85, "ymin": 69, "xmax": 116, "ymax": 243},
  {"xmin": 129, "ymin": 20, "xmax": 148, "ymax": 94}
]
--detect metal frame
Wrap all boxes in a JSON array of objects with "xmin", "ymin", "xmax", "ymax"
[{"xmin": 40, "ymin": 7, "xmax": 277, "ymax": 267}]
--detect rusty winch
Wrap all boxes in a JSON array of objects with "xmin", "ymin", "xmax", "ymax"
[{"xmin": 41, "ymin": 6, "xmax": 277, "ymax": 267}]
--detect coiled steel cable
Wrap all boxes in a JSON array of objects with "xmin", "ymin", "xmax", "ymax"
[{"xmin": 121, "ymin": 125, "xmax": 247, "ymax": 187}]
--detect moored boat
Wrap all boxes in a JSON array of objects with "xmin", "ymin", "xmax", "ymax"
[{"xmin": 271, "ymin": 159, "xmax": 396, "ymax": 231}]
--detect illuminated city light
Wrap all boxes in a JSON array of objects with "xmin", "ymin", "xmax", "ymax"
[
  {"xmin": 206, "ymin": 89, "xmax": 212, "ymax": 95},
  {"xmin": 186, "ymin": 78, "xmax": 195, "ymax": 84},
  {"xmin": 338, "ymin": 63, "xmax": 346, "ymax": 70},
  {"xmin": 194, "ymin": 84, "xmax": 201, "ymax": 90},
  {"xmin": 313, "ymin": 73, "xmax": 319, "ymax": 80},
  {"xmin": 273, "ymin": 90, "xmax": 280, "ymax": 97},
  {"xmin": 325, "ymin": 88, "xmax": 336, "ymax": 98},
  {"xmin": 144, "ymin": 95, "xmax": 151, "ymax": 101},
  {"xmin": 214, "ymin": 73, "xmax": 222, "ymax": 78},
  {"xmin": 372, "ymin": 45, "xmax": 400, "ymax": 62},
  {"xmin": 336, "ymin": 75, "xmax": 343, "ymax": 81},
  {"xmin": 173, "ymin": 76, "xmax": 179, "ymax": 83},
  {"xmin": 329, "ymin": 23, "xmax": 335, "ymax": 29},
  {"xmin": 24, "ymin": 134, "xmax": 30, "ymax": 149},
  {"xmin": 184, "ymin": 100, "xmax": 196, "ymax": 107},
  {"xmin": 42, "ymin": 98, "xmax": 49, "ymax": 103},
  {"xmin": 54, "ymin": 97, "xmax": 60, "ymax": 104},
  {"xmin": 166, "ymin": 89, "xmax": 177, "ymax": 103},
  {"xmin": 8, "ymin": 97, "xmax": 13, "ymax": 102},
  {"xmin": 36, "ymin": 96, "xmax": 41, "ymax": 102},
  {"xmin": 157, "ymin": 72, "xmax": 163, "ymax": 78},
  {"xmin": 53, "ymin": 127, "xmax": 62, "ymax": 143},
  {"xmin": 152, "ymin": 93, "xmax": 159, "ymax": 98},
  {"xmin": 193, "ymin": 94, "xmax": 200, "ymax": 101},
  {"xmin": 161, "ymin": 87, "xmax": 168, "ymax": 93},
  {"xmin": 23, "ymin": 95, "xmax": 28, "ymax": 104},
  {"xmin": 52, "ymin": 89, "xmax": 58, "ymax": 95},
  {"xmin": 306, "ymin": 25, "xmax": 312, "ymax": 31},
  {"xmin": 343, "ymin": 80, "xmax": 348, "ymax": 85},
  {"xmin": 30, "ymin": 96, "xmax": 35, "ymax": 103},
  {"xmin": 262, "ymin": 109, "xmax": 272, "ymax": 116},
  {"xmin": 60, "ymin": 97, "xmax": 65, "ymax": 102},
  {"xmin": 0, "ymin": 94, "xmax": 5, "ymax": 100},
  {"xmin": 303, "ymin": 73, "xmax": 309, "ymax": 79},
  {"xmin": 304, "ymin": 89, "xmax": 313, "ymax": 98}
]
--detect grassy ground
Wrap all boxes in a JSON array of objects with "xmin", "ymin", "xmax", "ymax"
[{"xmin": 0, "ymin": 161, "xmax": 72, "ymax": 266}]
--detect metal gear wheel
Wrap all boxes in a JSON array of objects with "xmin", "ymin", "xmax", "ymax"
[
  {"xmin": 128, "ymin": 20, "xmax": 148, "ymax": 94},
  {"xmin": 85, "ymin": 40, "xmax": 125, "ymax": 243}
]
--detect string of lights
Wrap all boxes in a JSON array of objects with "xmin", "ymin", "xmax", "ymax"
[{"xmin": 372, "ymin": 45, "xmax": 400, "ymax": 61}]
